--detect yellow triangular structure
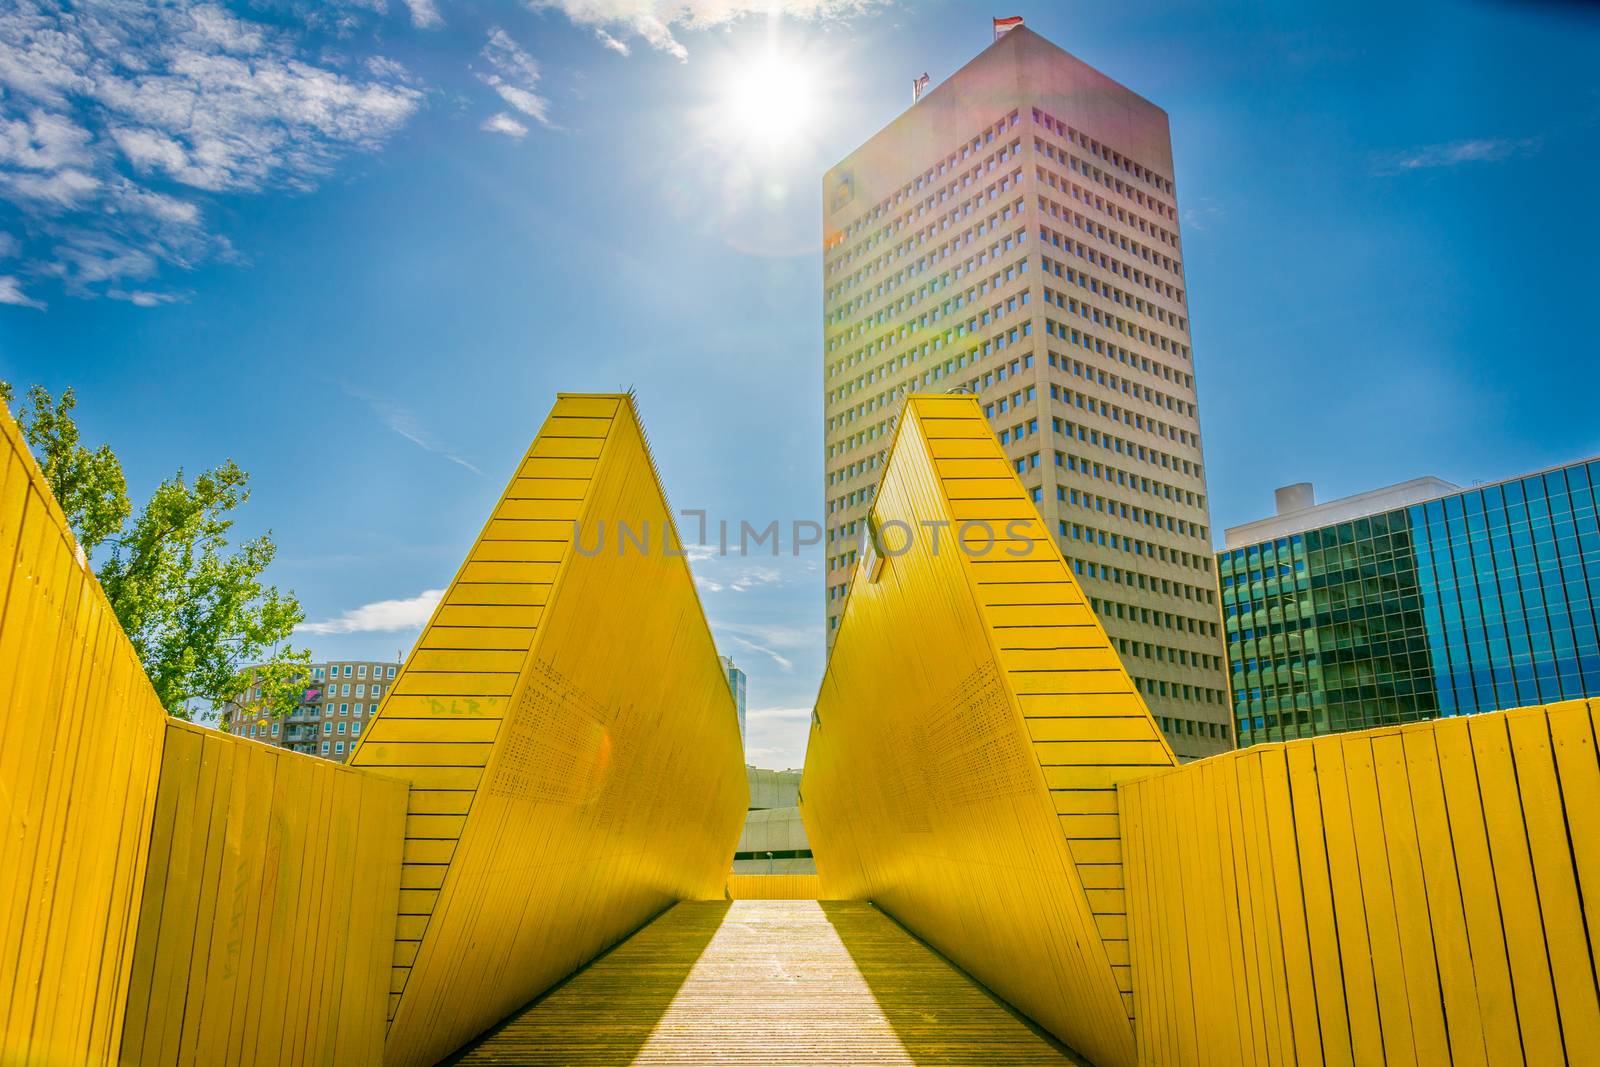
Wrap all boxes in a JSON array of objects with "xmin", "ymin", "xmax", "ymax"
[
  {"xmin": 801, "ymin": 394, "xmax": 1174, "ymax": 1067},
  {"xmin": 348, "ymin": 394, "xmax": 747, "ymax": 1067}
]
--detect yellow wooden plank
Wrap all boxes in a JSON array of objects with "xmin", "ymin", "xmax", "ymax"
[
  {"xmin": 549, "ymin": 396, "xmax": 621, "ymax": 418},
  {"xmin": 1506, "ymin": 709, "xmax": 1600, "ymax": 1058},
  {"xmin": 1029, "ymin": 717, "xmax": 1157, "ymax": 742},
  {"xmin": 1550, "ymin": 702, "xmax": 1600, "ymax": 992},
  {"xmin": 363, "ymin": 719, "xmax": 502, "ymax": 744},
  {"xmin": 1399, "ymin": 725, "xmax": 1489, "ymax": 1067},
  {"xmin": 401, "ymin": 650, "xmax": 531, "ymax": 675},
  {"xmin": 1468, "ymin": 714, "xmax": 1564, "ymax": 1064},
  {"xmin": 1284, "ymin": 744, "xmax": 1351, "ymax": 1067},
  {"xmin": 432, "ymin": 604, "xmax": 544, "ymax": 628},
  {"xmin": 1433, "ymin": 718, "xmax": 1524, "ymax": 1066},
  {"xmin": 417, "ymin": 626, "xmax": 537, "ymax": 651},
  {"xmin": 1370, "ymin": 731, "xmax": 1449, "ymax": 1064}
]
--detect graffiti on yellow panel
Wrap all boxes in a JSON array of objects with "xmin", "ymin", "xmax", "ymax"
[
  {"xmin": 801, "ymin": 395, "xmax": 1177, "ymax": 1067},
  {"xmin": 348, "ymin": 394, "xmax": 748, "ymax": 1067}
]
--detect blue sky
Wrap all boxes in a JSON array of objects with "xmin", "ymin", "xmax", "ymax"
[{"xmin": 2, "ymin": 0, "xmax": 1597, "ymax": 768}]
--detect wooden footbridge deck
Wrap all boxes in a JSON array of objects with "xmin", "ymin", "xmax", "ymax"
[{"xmin": 450, "ymin": 901, "xmax": 1086, "ymax": 1066}]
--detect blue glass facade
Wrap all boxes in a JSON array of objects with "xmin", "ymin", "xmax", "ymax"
[{"xmin": 1220, "ymin": 458, "xmax": 1600, "ymax": 747}]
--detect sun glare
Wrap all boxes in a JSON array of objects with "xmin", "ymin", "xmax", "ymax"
[{"xmin": 714, "ymin": 47, "xmax": 822, "ymax": 155}]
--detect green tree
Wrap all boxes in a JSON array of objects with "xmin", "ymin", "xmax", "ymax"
[{"xmin": 2, "ymin": 382, "xmax": 311, "ymax": 720}]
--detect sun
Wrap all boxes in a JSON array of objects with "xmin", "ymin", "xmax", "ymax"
[{"xmin": 712, "ymin": 45, "xmax": 823, "ymax": 156}]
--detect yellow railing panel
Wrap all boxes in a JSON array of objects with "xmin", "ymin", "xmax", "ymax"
[
  {"xmin": 1120, "ymin": 699, "xmax": 1600, "ymax": 1066},
  {"xmin": 1, "ymin": 401, "xmax": 410, "ymax": 1067},
  {"xmin": 725, "ymin": 874, "xmax": 822, "ymax": 900},
  {"xmin": 0, "ymin": 404, "xmax": 167, "ymax": 1067},
  {"xmin": 117, "ymin": 722, "xmax": 407, "ymax": 1067}
]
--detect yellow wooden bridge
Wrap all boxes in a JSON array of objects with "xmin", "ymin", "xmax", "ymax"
[{"xmin": 2, "ymin": 394, "xmax": 1595, "ymax": 1065}]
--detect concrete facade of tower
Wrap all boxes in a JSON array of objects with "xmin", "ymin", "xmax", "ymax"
[{"xmin": 821, "ymin": 25, "xmax": 1231, "ymax": 757}]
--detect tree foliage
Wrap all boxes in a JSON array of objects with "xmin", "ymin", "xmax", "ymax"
[{"xmin": 2, "ymin": 381, "xmax": 310, "ymax": 720}]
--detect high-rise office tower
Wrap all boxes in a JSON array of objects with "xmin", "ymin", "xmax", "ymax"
[{"xmin": 822, "ymin": 25, "xmax": 1230, "ymax": 757}]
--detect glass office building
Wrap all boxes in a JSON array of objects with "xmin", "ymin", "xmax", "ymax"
[{"xmin": 1220, "ymin": 458, "xmax": 1600, "ymax": 747}]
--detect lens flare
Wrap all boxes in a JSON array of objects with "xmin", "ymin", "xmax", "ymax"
[{"xmin": 713, "ymin": 46, "xmax": 822, "ymax": 156}]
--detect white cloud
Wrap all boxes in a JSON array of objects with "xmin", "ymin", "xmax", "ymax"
[
  {"xmin": 742, "ymin": 706, "xmax": 812, "ymax": 769},
  {"xmin": 1377, "ymin": 136, "xmax": 1542, "ymax": 175},
  {"xmin": 729, "ymin": 635, "xmax": 793, "ymax": 672},
  {"xmin": 712, "ymin": 618, "xmax": 821, "ymax": 673},
  {"xmin": 0, "ymin": 110, "xmax": 94, "ymax": 171},
  {"xmin": 402, "ymin": 0, "xmax": 444, "ymax": 29},
  {"xmin": 594, "ymin": 29, "xmax": 631, "ymax": 56},
  {"xmin": 0, "ymin": 275, "xmax": 45, "ymax": 310},
  {"xmin": 694, "ymin": 562, "xmax": 783, "ymax": 594},
  {"xmin": 352, "ymin": 390, "xmax": 486, "ymax": 475},
  {"xmin": 530, "ymin": 0, "xmax": 888, "ymax": 60},
  {"xmin": 477, "ymin": 28, "xmax": 553, "ymax": 129},
  {"xmin": 108, "ymin": 287, "xmax": 187, "ymax": 307},
  {"xmin": 2, "ymin": 167, "xmax": 99, "ymax": 207},
  {"xmin": 715, "ymin": 619, "xmax": 820, "ymax": 650},
  {"xmin": 0, "ymin": 1, "xmax": 422, "ymax": 301},
  {"xmin": 298, "ymin": 588, "xmax": 444, "ymax": 635},
  {"xmin": 481, "ymin": 112, "xmax": 530, "ymax": 138}
]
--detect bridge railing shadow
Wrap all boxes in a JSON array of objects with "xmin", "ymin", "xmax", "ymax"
[
  {"xmin": 441, "ymin": 901, "xmax": 730, "ymax": 1066},
  {"xmin": 819, "ymin": 901, "xmax": 1092, "ymax": 1066}
]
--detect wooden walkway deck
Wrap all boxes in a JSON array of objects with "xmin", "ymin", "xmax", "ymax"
[{"xmin": 448, "ymin": 900, "xmax": 1088, "ymax": 1065}]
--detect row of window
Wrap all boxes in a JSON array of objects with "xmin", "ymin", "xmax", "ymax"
[
  {"xmin": 1119, "ymin": 638, "xmax": 1222, "ymax": 673},
  {"xmin": 1157, "ymin": 716, "xmax": 1228, "ymax": 742},
  {"xmin": 827, "ymin": 255, "xmax": 1030, "ymax": 398},
  {"xmin": 826, "ymin": 198, "xmax": 1026, "ymax": 332},
  {"xmin": 317, "ymin": 701, "xmax": 377, "ymax": 716},
  {"xmin": 1063, "ymin": 520, "xmax": 1214, "ymax": 576},
  {"xmin": 826, "ymin": 192, "xmax": 1027, "ymax": 348},
  {"xmin": 1047, "ymin": 335, "xmax": 1199, "ymax": 447},
  {"xmin": 827, "ymin": 230, "xmax": 1031, "ymax": 389},
  {"xmin": 828, "ymin": 263, "xmax": 1031, "ymax": 434},
  {"xmin": 1067, "ymin": 547, "xmax": 1215, "ymax": 607},
  {"xmin": 1037, "ymin": 172, "xmax": 1178, "ymax": 277},
  {"xmin": 1056, "ymin": 481, "xmax": 1210, "ymax": 543},
  {"xmin": 1035, "ymin": 213, "xmax": 1184, "ymax": 306},
  {"xmin": 1041, "ymin": 253, "xmax": 1187, "ymax": 333},
  {"xmin": 1042, "ymin": 282, "xmax": 1190, "ymax": 374},
  {"xmin": 1054, "ymin": 449, "xmax": 1204, "ymax": 514},
  {"xmin": 1039, "ymin": 255, "xmax": 1192, "ymax": 384},
  {"xmin": 826, "ymin": 164, "xmax": 1027, "ymax": 297},
  {"xmin": 1087, "ymin": 590, "xmax": 1220, "ymax": 640},
  {"xmin": 243, "ymin": 718, "xmax": 364, "ymax": 740},
  {"xmin": 311, "ymin": 663, "xmax": 395, "ymax": 680},
  {"xmin": 1050, "ymin": 398, "xmax": 1198, "ymax": 479},
  {"xmin": 825, "ymin": 143, "xmax": 1024, "ymax": 307},
  {"xmin": 825, "ymin": 110, "xmax": 1023, "ymax": 277},
  {"xmin": 1030, "ymin": 106, "xmax": 1175, "ymax": 203},
  {"xmin": 315, "ymin": 682, "xmax": 383, "ymax": 698},
  {"xmin": 1033, "ymin": 137, "xmax": 1179, "ymax": 248},
  {"xmin": 1131, "ymin": 674, "xmax": 1225, "ymax": 705}
]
